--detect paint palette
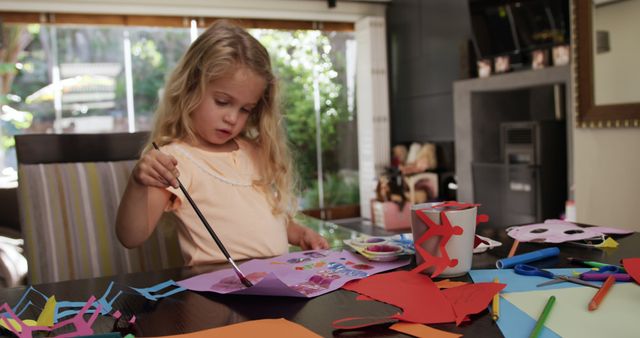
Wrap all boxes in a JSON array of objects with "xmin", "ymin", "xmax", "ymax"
[{"xmin": 344, "ymin": 235, "xmax": 413, "ymax": 262}]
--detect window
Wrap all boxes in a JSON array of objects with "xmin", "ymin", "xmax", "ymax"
[{"xmin": 0, "ymin": 18, "xmax": 359, "ymax": 215}]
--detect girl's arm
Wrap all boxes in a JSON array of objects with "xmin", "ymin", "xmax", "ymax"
[
  {"xmin": 286, "ymin": 220, "xmax": 330, "ymax": 250},
  {"xmin": 116, "ymin": 149, "xmax": 180, "ymax": 248}
]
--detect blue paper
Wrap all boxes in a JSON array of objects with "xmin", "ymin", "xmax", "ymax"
[
  {"xmin": 469, "ymin": 268, "xmax": 592, "ymax": 293},
  {"xmin": 497, "ymin": 296, "xmax": 561, "ymax": 338},
  {"xmin": 130, "ymin": 280, "xmax": 186, "ymax": 301},
  {"xmin": 471, "ymin": 268, "xmax": 592, "ymax": 338}
]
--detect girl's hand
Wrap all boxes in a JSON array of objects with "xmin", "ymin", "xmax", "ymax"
[
  {"xmin": 132, "ymin": 149, "xmax": 180, "ymax": 188},
  {"xmin": 299, "ymin": 228, "xmax": 330, "ymax": 250},
  {"xmin": 288, "ymin": 222, "xmax": 330, "ymax": 250}
]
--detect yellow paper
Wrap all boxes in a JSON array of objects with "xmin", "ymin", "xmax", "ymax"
[
  {"xmin": 502, "ymin": 283, "xmax": 640, "ymax": 337},
  {"xmin": 596, "ymin": 237, "xmax": 619, "ymax": 248},
  {"xmin": 390, "ymin": 322, "xmax": 462, "ymax": 338},
  {"xmin": 148, "ymin": 318, "xmax": 321, "ymax": 338},
  {"xmin": 36, "ymin": 296, "xmax": 56, "ymax": 327},
  {"xmin": 0, "ymin": 318, "xmax": 22, "ymax": 332}
]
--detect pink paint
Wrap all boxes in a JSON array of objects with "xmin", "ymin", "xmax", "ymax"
[{"xmin": 365, "ymin": 244, "xmax": 402, "ymax": 253}]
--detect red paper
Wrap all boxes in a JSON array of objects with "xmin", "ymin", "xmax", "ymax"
[
  {"xmin": 441, "ymin": 282, "xmax": 506, "ymax": 325},
  {"xmin": 622, "ymin": 258, "xmax": 640, "ymax": 284},
  {"xmin": 341, "ymin": 271, "xmax": 456, "ymax": 324}
]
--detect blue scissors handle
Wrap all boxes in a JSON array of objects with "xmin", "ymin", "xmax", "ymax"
[
  {"xmin": 514, "ymin": 264, "xmax": 556, "ymax": 279},
  {"xmin": 594, "ymin": 265, "xmax": 621, "ymax": 273}
]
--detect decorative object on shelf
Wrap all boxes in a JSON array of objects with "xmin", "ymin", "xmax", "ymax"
[
  {"xmin": 552, "ymin": 45, "xmax": 570, "ymax": 66},
  {"xmin": 477, "ymin": 58, "xmax": 492, "ymax": 78},
  {"xmin": 494, "ymin": 55, "xmax": 510, "ymax": 73},
  {"xmin": 531, "ymin": 49, "xmax": 549, "ymax": 69}
]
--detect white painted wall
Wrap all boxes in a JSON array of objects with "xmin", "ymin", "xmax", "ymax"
[
  {"xmin": 574, "ymin": 128, "xmax": 640, "ymax": 231},
  {"xmin": 574, "ymin": 1, "xmax": 640, "ymax": 231},
  {"xmin": 593, "ymin": 0, "xmax": 640, "ymax": 105}
]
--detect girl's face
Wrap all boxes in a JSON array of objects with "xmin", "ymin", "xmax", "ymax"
[{"xmin": 191, "ymin": 66, "xmax": 266, "ymax": 151}]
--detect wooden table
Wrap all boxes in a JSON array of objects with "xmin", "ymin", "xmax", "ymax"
[{"xmin": 1, "ymin": 219, "xmax": 637, "ymax": 337}]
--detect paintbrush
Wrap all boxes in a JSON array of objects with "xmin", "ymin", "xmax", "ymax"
[{"xmin": 152, "ymin": 142, "xmax": 253, "ymax": 287}]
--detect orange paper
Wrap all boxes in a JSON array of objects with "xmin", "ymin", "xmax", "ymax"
[
  {"xmin": 149, "ymin": 318, "xmax": 321, "ymax": 338},
  {"xmin": 434, "ymin": 279, "xmax": 468, "ymax": 289},
  {"xmin": 390, "ymin": 322, "xmax": 462, "ymax": 338}
]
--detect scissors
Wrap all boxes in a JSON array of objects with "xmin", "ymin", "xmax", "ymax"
[
  {"xmin": 513, "ymin": 264, "xmax": 601, "ymax": 289},
  {"xmin": 579, "ymin": 265, "xmax": 633, "ymax": 282}
]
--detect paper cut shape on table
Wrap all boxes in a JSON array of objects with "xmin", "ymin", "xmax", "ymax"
[
  {"xmin": 434, "ymin": 279, "xmax": 468, "ymax": 289},
  {"xmin": 55, "ymin": 281, "xmax": 122, "ymax": 322},
  {"xmin": 1, "ymin": 286, "xmax": 48, "ymax": 318},
  {"xmin": 506, "ymin": 219, "xmax": 633, "ymax": 243},
  {"xmin": 441, "ymin": 281, "xmax": 505, "ymax": 325},
  {"xmin": 178, "ymin": 250, "xmax": 409, "ymax": 298},
  {"xmin": 412, "ymin": 210, "xmax": 464, "ymax": 277},
  {"xmin": 35, "ymin": 296, "xmax": 55, "ymax": 327},
  {"xmin": 130, "ymin": 280, "xmax": 186, "ymax": 301},
  {"xmin": 622, "ymin": 258, "xmax": 640, "ymax": 284},
  {"xmin": 502, "ymin": 283, "xmax": 639, "ymax": 337},
  {"xmin": 1, "ymin": 296, "xmax": 102, "ymax": 338},
  {"xmin": 146, "ymin": 318, "xmax": 321, "ymax": 338},
  {"xmin": 337, "ymin": 270, "xmax": 501, "ymax": 328},
  {"xmin": 390, "ymin": 322, "xmax": 462, "ymax": 338}
]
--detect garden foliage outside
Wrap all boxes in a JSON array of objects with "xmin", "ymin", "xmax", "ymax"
[{"xmin": 2, "ymin": 25, "xmax": 359, "ymax": 211}]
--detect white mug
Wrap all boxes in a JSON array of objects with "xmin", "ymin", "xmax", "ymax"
[{"xmin": 410, "ymin": 202, "xmax": 478, "ymax": 277}]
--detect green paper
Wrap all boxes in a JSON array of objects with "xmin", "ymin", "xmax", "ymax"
[{"xmin": 503, "ymin": 283, "xmax": 639, "ymax": 337}]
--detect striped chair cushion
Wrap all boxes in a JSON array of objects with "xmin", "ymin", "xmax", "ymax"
[{"xmin": 17, "ymin": 160, "xmax": 183, "ymax": 284}]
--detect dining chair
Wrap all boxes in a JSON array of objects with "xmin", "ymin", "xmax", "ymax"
[{"xmin": 15, "ymin": 132, "xmax": 183, "ymax": 284}]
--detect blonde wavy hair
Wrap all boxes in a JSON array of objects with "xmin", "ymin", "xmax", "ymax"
[{"xmin": 149, "ymin": 20, "xmax": 297, "ymax": 218}]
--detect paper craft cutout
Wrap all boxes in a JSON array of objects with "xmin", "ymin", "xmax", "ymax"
[
  {"xmin": 341, "ymin": 270, "xmax": 456, "ymax": 325},
  {"xmin": 178, "ymin": 250, "xmax": 408, "ymax": 297},
  {"xmin": 473, "ymin": 235, "xmax": 502, "ymax": 253},
  {"xmin": 130, "ymin": 280, "xmax": 186, "ymax": 301},
  {"xmin": 146, "ymin": 318, "xmax": 321, "ymax": 338},
  {"xmin": 55, "ymin": 281, "xmax": 122, "ymax": 322},
  {"xmin": 506, "ymin": 219, "xmax": 633, "ymax": 243},
  {"xmin": 412, "ymin": 211, "xmax": 463, "ymax": 277},
  {"xmin": 389, "ymin": 322, "xmax": 462, "ymax": 338},
  {"xmin": 595, "ymin": 236, "xmax": 619, "ymax": 248},
  {"xmin": 1, "ymin": 296, "xmax": 101, "ymax": 338},
  {"xmin": 622, "ymin": 258, "xmax": 640, "ymax": 284},
  {"xmin": 35, "ymin": 296, "xmax": 55, "ymax": 327},
  {"xmin": 441, "ymin": 282, "xmax": 505, "ymax": 325},
  {"xmin": 503, "ymin": 283, "xmax": 639, "ymax": 337},
  {"xmin": 338, "ymin": 270, "xmax": 502, "ymax": 328},
  {"xmin": 434, "ymin": 279, "xmax": 468, "ymax": 289},
  {"xmin": 1, "ymin": 286, "xmax": 48, "ymax": 318}
]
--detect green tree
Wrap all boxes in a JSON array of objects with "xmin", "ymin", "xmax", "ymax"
[{"xmin": 253, "ymin": 30, "xmax": 352, "ymax": 200}]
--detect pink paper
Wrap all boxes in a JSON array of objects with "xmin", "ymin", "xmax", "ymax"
[
  {"xmin": 506, "ymin": 219, "xmax": 632, "ymax": 243},
  {"xmin": 178, "ymin": 250, "xmax": 409, "ymax": 298}
]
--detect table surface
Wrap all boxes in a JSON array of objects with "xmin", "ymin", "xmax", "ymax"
[{"xmin": 1, "ymin": 217, "xmax": 637, "ymax": 338}]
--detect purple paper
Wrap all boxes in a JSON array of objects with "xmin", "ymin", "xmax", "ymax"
[
  {"xmin": 178, "ymin": 249, "xmax": 410, "ymax": 297},
  {"xmin": 506, "ymin": 219, "xmax": 634, "ymax": 243}
]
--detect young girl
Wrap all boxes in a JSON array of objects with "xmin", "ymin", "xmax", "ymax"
[{"xmin": 116, "ymin": 20, "xmax": 329, "ymax": 266}]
